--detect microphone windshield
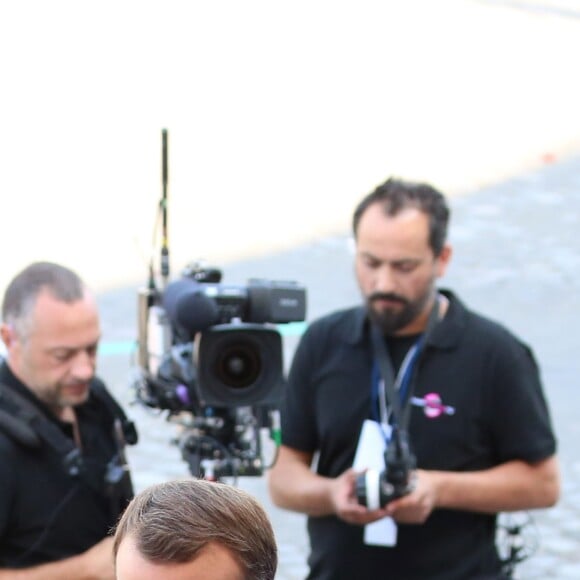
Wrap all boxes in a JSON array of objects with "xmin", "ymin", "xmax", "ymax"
[{"xmin": 162, "ymin": 279, "xmax": 220, "ymax": 337}]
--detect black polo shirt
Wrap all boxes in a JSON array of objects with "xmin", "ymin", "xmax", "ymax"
[
  {"xmin": 0, "ymin": 362, "xmax": 133, "ymax": 567},
  {"xmin": 281, "ymin": 290, "xmax": 556, "ymax": 580}
]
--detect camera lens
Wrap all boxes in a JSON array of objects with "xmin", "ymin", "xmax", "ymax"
[
  {"xmin": 198, "ymin": 325, "xmax": 283, "ymax": 407},
  {"xmin": 214, "ymin": 342, "xmax": 262, "ymax": 389}
]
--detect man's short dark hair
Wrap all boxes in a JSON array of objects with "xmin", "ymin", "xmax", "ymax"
[
  {"xmin": 2, "ymin": 262, "xmax": 86, "ymax": 338},
  {"xmin": 113, "ymin": 479, "xmax": 277, "ymax": 580},
  {"xmin": 352, "ymin": 177, "xmax": 450, "ymax": 256}
]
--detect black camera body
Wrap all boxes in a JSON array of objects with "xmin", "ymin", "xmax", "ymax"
[
  {"xmin": 355, "ymin": 428, "xmax": 416, "ymax": 509},
  {"xmin": 133, "ymin": 264, "xmax": 306, "ymax": 480}
]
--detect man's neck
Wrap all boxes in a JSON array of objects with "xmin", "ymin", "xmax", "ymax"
[
  {"xmin": 59, "ymin": 405, "xmax": 83, "ymax": 448},
  {"xmin": 394, "ymin": 292, "xmax": 448, "ymax": 336}
]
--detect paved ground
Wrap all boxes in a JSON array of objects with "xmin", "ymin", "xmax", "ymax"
[{"xmin": 94, "ymin": 151, "xmax": 580, "ymax": 578}]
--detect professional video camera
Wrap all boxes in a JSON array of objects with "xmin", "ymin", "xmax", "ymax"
[
  {"xmin": 355, "ymin": 426, "xmax": 416, "ymax": 509},
  {"xmin": 133, "ymin": 264, "xmax": 306, "ymax": 480},
  {"xmin": 131, "ymin": 130, "xmax": 307, "ymax": 481}
]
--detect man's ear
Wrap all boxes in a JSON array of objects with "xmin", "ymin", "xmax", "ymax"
[
  {"xmin": 436, "ymin": 244, "xmax": 453, "ymax": 278},
  {"xmin": 0, "ymin": 323, "xmax": 15, "ymax": 349}
]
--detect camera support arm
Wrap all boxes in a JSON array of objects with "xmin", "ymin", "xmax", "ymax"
[{"xmin": 160, "ymin": 128, "xmax": 170, "ymax": 289}]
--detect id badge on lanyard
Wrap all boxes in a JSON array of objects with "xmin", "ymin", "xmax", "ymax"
[{"xmin": 371, "ymin": 340, "xmax": 422, "ymax": 443}]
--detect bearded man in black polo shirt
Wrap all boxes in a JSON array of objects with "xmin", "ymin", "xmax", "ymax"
[
  {"xmin": 269, "ymin": 178, "xmax": 560, "ymax": 579},
  {"xmin": 0, "ymin": 262, "xmax": 135, "ymax": 579}
]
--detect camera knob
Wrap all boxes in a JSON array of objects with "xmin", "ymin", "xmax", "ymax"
[{"xmin": 355, "ymin": 470, "xmax": 382, "ymax": 510}]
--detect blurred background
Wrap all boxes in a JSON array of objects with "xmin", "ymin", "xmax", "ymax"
[{"xmin": 1, "ymin": 0, "xmax": 579, "ymax": 295}]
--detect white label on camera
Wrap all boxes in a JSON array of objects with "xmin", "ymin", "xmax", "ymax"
[
  {"xmin": 353, "ymin": 420, "xmax": 385, "ymax": 472},
  {"xmin": 353, "ymin": 419, "xmax": 398, "ymax": 547},
  {"xmin": 365, "ymin": 470, "xmax": 381, "ymax": 511}
]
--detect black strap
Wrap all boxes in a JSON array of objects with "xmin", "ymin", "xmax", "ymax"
[
  {"xmin": 0, "ymin": 379, "xmax": 133, "ymax": 562},
  {"xmin": 91, "ymin": 380, "xmax": 138, "ymax": 445},
  {"xmin": 370, "ymin": 295, "xmax": 441, "ymax": 432},
  {"xmin": 0, "ymin": 380, "xmax": 136, "ymax": 484},
  {"xmin": 0, "ymin": 382, "xmax": 84, "ymax": 476},
  {"xmin": 0, "ymin": 405, "xmax": 41, "ymax": 447}
]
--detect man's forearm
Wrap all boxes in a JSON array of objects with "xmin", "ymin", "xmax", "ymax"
[
  {"xmin": 269, "ymin": 463, "xmax": 336, "ymax": 516},
  {"xmin": 0, "ymin": 556, "xmax": 91, "ymax": 580},
  {"xmin": 430, "ymin": 456, "xmax": 560, "ymax": 513},
  {"xmin": 0, "ymin": 536, "xmax": 115, "ymax": 580},
  {"xmin": 268, "ymin": 447, "xmax": 340, "ymax": 516}
]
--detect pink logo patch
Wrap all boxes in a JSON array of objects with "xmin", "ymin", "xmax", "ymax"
[{"xmin": 410, "ymin": 393, "xmax": 456, "ymax": 419}]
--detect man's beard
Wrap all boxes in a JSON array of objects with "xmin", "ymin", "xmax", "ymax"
[
  {"xmin": 36, "ymin": 381, "xmax": 90, "ymax": 411},
  {"xmin": 366, "ymin": 290, "xmax": 432, "ymax": 335}
]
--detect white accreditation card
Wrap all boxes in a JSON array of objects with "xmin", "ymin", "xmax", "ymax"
[{"xmin": 352, "ymin": 419, "xmax": 398, "ymax": 546}]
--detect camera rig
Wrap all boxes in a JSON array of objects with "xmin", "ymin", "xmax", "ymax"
[
  {"xmin": 131, "ymin": 130, "xmax": 306, "ymax": 480},
  {"xmin": 355, "ymin": 426, "xmax": 416, "ymax": 508}
]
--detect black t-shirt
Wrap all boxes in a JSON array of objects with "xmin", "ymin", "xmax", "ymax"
[
  {"xmin": 0, "ymin": 363, "xmax": 134, "ymax": 567},
  {"xmin": 281, "ymin": 291, "xmax": 556, "ymax": 580},
  {"xmin": 385, "ymin": 333, "xmax": 420, "ymax": 372}
]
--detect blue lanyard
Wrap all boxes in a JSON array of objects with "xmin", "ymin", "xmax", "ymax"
[
  {"xmin": 370, "ymin": 336, "xmax": 424, "ymax": 428},
  {"xmin": 369, "ymin": 296, "xmax": 441, "ymax": 440}
]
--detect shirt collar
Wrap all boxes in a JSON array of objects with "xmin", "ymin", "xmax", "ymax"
[
  {"xmin": 427, "ymin": 289, "xmax": 466, "ymax": 350},
  {"xmin": 0, "ymin": 361, "xmax": 49, "ymax": 411},
  {"xmin": 341, "ymin": 306, "xmax": 368, "ymax": 345}
]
